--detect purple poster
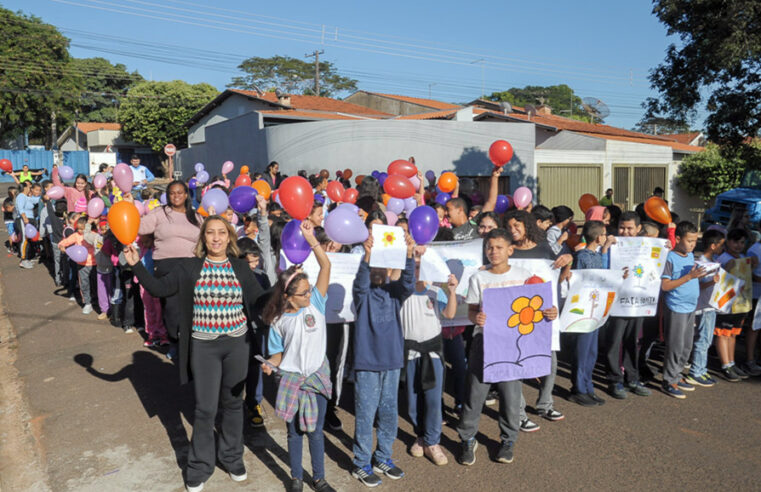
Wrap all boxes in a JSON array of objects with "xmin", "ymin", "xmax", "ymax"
[{"xmin": 482, "ymin": 282, "xmax": 553, "ymax": 383}]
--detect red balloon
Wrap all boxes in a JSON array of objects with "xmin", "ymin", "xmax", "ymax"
[
  {"xmin": 342, "ymin": 188, "xmax": 358, "ymax": 204},
  {"xmin": 234, "ymin": 174, "xmax": 252, "ymax": 188},
  {"xmin": 524, "ymin": 275, "xmax": 544, "ymax": 285},
  {"xmin": 644, "ymin": 197, "xmax": 672, "ymax": 225},
  {"xmin": 387, "ymin": 159, "xmax": 417, "ymax": 178},
  {"xmin": 0, "ymin": 158, "xmax": 11, "ymax": 173},
  {"xmin": 383, "ymin": 174, "xmax": 416, "ymax": 199},
  {"xmin": 279, "ymin": 176, "xmax": 314, "ymax": 220},
  {"xmin": 578, "ymin": 193, "xmax": 598, "ymax": 213},
  {"xmin": 327, "ymin": 181, "xmax": 344, "ymax": 202},
  {"xmin": 489, "ymin": 140, "xmax": 514, "ymax": 167}
]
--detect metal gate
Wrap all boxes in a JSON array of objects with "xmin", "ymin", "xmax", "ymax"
[
  {"xmin": 537, "ymin": 164, "xmax": 603, "ymax": 219},
  {"xmin": 613, "ymin": 165, "xmax": 668, "ymax": 211}
]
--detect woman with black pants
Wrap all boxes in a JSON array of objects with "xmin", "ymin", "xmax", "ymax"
[{"xmin": 125, "ymin": 216, "xmax": 264, "ymax": 492}]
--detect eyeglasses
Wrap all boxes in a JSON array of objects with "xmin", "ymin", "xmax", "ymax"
[{"xmin": 292, "ymin": 290, "xmax": 311, "ymax": 298}]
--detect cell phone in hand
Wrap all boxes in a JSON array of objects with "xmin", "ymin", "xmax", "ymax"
[{"xmin": 255, "ymin": 355, "xmax": 278, "ymax": 373}]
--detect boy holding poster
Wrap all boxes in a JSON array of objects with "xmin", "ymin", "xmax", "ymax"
[
  {"xmin": 456, "ymin": 229, "xmax": 558, "ymax": 466},
  {"xmin": 660, "ymin": 222, "xmax": 713, "ymax": 399}
]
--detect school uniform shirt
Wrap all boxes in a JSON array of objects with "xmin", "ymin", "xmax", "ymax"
[
  {"xmin": 466, "ymin": 265, "xmax": 532, "ymax": 336},
  {"xmin": 400, "ymin": 286, "xmax": 448, "ymax": 359},
  {"xmin": 661, "ymin": 251, "xmax": 698, "ymax": 313},
  {"xmin": 696, "ymin": 254, "xmax": 717, "ymax": 312},
  {"xmin": 269, "ymin": 287, "xmax": 328, "ymax": 376}
]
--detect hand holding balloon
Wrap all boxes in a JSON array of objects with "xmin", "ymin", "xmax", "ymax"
[{"xmin": 123, "ymin": 244, "xmax": 140, "ymax": 266}]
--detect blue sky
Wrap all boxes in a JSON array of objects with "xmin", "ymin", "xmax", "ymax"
[{"xmin": 3, "ymin": 0, "xmax": 700, "ymax": 130}]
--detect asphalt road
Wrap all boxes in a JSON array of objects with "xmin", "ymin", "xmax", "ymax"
[{"xmin": 1, "ymin": 246, "xmax": 760, "ymax": 491}]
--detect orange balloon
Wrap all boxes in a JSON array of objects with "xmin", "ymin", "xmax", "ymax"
[
  {"xmin": 252, "ymin": 180, "xmax": 271, "ymax": 200},
  {"xmin": 438, "ymin": 172, "xmax": 458, "ymax": 193},
  {"xmin": 343, "ymin": 169, "xmax": 353, "ymax": 180},
  {"xmin": 240, "ymin": 165, "xmax": 250, "ymax": 174},
  {"xmin": 566, "ymin": 233, "xmax": 582, "ymax": 250},
  {"xmin": 578, "ymin": 193, "xmax": 599, "ymax": 213},
  {"xmin": 382, "ymin": 193, "xmax": 390, "ymax": 206},
  {"xmin": 197, "ymin": 206, "xmax": 209, "ymax": 217},
  {"xmin": 107, "ymin": 201, "xmax": 140, "ymax": 245},
  {"xmin": 644, "ymin": 197, "xmax": 672, "ymax": 224},
  {"xmin": 355, "ymin": 174, "xmax": 365, "ymax": 186}
]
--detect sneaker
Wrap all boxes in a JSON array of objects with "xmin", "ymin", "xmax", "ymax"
[
  {"xmin": 702, "ymin": 373, "xmax": 717, "ymax": 385},
  {"xmin": 81, "ymin": 304, "xmax": 93, "ymax": 315},
  {"xmin": 731, "ymin": 364, "xmax": 749, "ymax": 379},
  {"xmin": 312, "ymin": 478, "xmax": 335, "ymax": 492},
  {"xmin": 722, "ymin": 367, "xmax": 741, "ymax": 382},
  {"xmin": 229, "ymin": 470, "xmax": 247, "ymax": 482},
  {"xmin": 495, "ymin": 441, "xmax": 514, "ymax": 464},
  {"xmin": 158, "ymin": 338, "xmax": 171, "ymax": 346},
  {"xmin": 685, "ymin": 374, "xmax": 715, "ymax": 387},
  {"xmin": 485, "ymin": 389, "xmax": 498, "ymax": 406},
  {"xmin": 677, "ymin": 379, "xmax": 695, "ymax": 392},
  {"xmin": 537, "ymin": 408, "xmax": 565, "ymax": 421},
  {"xmin": 569, "ymin": 393, "xmax": 596, "ymax": 407},
  {"xmin": 325, "ymin": 406, "xmax": 342, "ymax": 431},
  {"xmin": 123, "ymin": 326, "xmax": 135, "ymax": 334},
  {"xmin": 423, "ymin": 444, "xmax": 448, "ymax": 465},
  {"xmin": 97, "ymin": 312, "xmax": 108, "ymax": 320},
  {"xmin": 458, "ymin": 438, "xmax": 478, "ymax": 466},
  {"xmin": 289, "ymin": 478, "xmax": 303, "ymax": 492},
  {"xmin": 662, "ymin": 383, "xmax": 686, "ymax": 399},
  {"xmin": 143, "ymin": 339, "xmax": 157, "ymax": 348},
  {"xmin": 250, "ymin": 404, "xmax": 265, "ymax": 428},
  {"xmin": 351, "ymin": 465, "xmax": 382, "ymax": 487},
  {"xmin": 519, "ymin": 418, "xmax": 540, "ymax": 432},
  {"xmin": 589, "ymin": 393, "xmax": 606, "ymax": 405},
  {"xmin": 740, "ymin": 361, "xmax": 761, "ymax": 377},
  {"xmin": 68, "ymin": 295, "xmax": 76, "ymax": 302},
  {"xmin": 609, "ymin": 382, "xmax": 628, "ymax": 399},
  {"xmin": 410, "ymin": 437, "xmax": 424, "ymax": 457},
  {"xmin": 372, "ymin": 458, "xmax": 404, "ymax": 480},
  {"xmin": 185, "ymin": 482, "xmax": 204, "ymax": 492},
  {"xmin": 19, "ymin": 260, "xmax": 33, "ymax": 269},
  {"xmin": 627, "ymin": 381, "xmax": 652, "ymax": 396}
]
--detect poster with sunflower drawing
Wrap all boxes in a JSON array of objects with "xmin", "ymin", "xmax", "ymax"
[
  {"xmin": 482, "ymin": 282, "xmax": 553, "ymax": 382},
  {"xmin": 560, "ymin": 269, "xmax": 623, "ymax": 333},
  {"xmin": 369, "ymin": 225, "xmax": 407, "ymax": 269},
  {"xmin": 609, "ymin": 237, "xmax": 670, "ymax": 317}
]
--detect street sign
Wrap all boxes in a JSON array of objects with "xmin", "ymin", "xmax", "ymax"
[{"xmin": 164, "ymin": 144, "xmax": 176, "ymax": 156}]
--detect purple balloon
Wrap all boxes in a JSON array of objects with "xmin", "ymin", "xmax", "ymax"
[
  {"xmin": 58, "ymin": 165, "xmax": 74, "ymax": 180},
  {"xmin": 201, "ymin": 188, "xmax": 229, "ymax": 214},
  {"xmin": 229, "ymin": 186, "xmax": 257, "ymax": 213},
  {"xmin": 378, "ymin": 172, "xmax": 388, "ymax": 187},
  {"xmin": 66, "ymin": 245, "xmax": 88, "ymax": 264},
  {"xmin": 194, "ymin": 162, "xmax": 205, "ymax": 173},
  {"xmin": 387, "ymin": 197, "xmax": 404, "ymax": 214},
  {"xmin": 371, "ymin": 170, "xmax": 380, "ymax": 179},
  {"xmin": 404, "ymin": 197, "xmax": 417, "ymax": 214},
  {"xmin": 495, "ymin": 194, "xmax": 510, "ymax": 214},
  {"xmin": 425, "ymin": 170, "xmax": 435, "ymax": 182},
  {"xmin": 408, "ymin": 205, "xmax": 439, "ymax": 245},
  {"xmin": 435, "ymin": 192, "xmax": 451, "ymax": 206},
  {"xmin": 24, "ymin": 223, "xmax": 38, "ymax": 238},
  {"xmin": 337, "ymin": 202, "xmax": 360, "ymax": 214},
  {"xmin": 314, "ymin": 193, "xmax": 325, "ymax": 204},
  {"xmin": 324, "ymin": 205, "xmax": 368, "ymax": 245},
  {"xmin": 281, "ymin": 220, "xmax": 311, "ymax": 264},
  {"xmin": 196, "ymin": 170, "xmax": 209, "ymax": 184},
  {"xmin": 188, "ymin": 178, "xmax": 198, "ymax": 189},
  {"xmin": 160, "ymin": 192, "xmax": 167, "ymax": 205},
  {"xmin": 409, "ymin": 175, "xmax": 421, "ymax": 190},
  {"xmin": 87, "ymin": 197, "xmax": 105, "ymax": 218}
]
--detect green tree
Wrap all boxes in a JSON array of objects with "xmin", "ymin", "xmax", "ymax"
[
  {"xmin": 0, "ymin": 7, "xmax": 79, "ymax": 146},
  {"xmin": 228, "ymin": 55, "xmax": 357, "ymax": 97},
  {"xmin": 486, "ymin": 84, "xmax": 593, "ymax": 121},
  {"xmin": 70, "ymin": 57, "xmax": 143, "ymax": 122},
  {"xmin": 633, "ymin": 115, "xmax": 692, "ymax": 135},
  {"xmin": 677, "ymin": 143, "xmax": 749, "ymax": 202},
  {"xmin": 118, "ymin": 80, "xmax": 218, "ymax": 152},
  {"xmin": 646, "ymin": 0, "xmax": 761, "ymax": 147}
]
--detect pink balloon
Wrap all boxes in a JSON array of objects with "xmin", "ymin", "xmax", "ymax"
[
  {"xmin": 113, "ymin": 163, "xmax": 134, "ymax": 192},
  {"xmin": 231, "ymin": 213, "xmax": 239, "ymax": 225},
  {"xmin": 221, "ymin": 160, "xmax": 235, "ymax": 175},
  {"xmin": 87, "ymin": 197, "xmax": 105, "ymax": 218},
  {"xmin": 93, "ymin": 173, "xmax": 107, "ymax": 190},
  {"xmin": 47, "ymin": 185, "xmax": 64, "ymax": 200},
  {"xmin": 385, "ymin": 210, "xmax": 398, "ymax": 226},
  {"xmin": 513, "ymin": 186, "xmax": 533, "ymax": 209},
  {"xmin": 409, "ymin": 175, "xmax": 421, "ymax": 190},
  {"xmin": 133, "ymin": 200, "xmax": 145, "ymax": 216}
]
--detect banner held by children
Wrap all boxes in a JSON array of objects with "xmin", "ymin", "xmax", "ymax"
[
  {"xmin": 609, "ymin": 237, "xmax": 670, "ymax": 316},
  {"xmin": 482, "ymin": 282, "xmax": 553, "ymax": 383},
  {"xmin": 561, "ymin": 269, "xmax": 623, "ymax": 333}
]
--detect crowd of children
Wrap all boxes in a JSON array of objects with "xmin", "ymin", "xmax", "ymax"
[{"xmin": 3, "ymin": 159, "xmax": 761, "ymax": 492}]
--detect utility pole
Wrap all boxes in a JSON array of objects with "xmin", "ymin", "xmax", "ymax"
[{"xmin": 305, "ymin": 49, "xmax": 325, "ymax": 96}]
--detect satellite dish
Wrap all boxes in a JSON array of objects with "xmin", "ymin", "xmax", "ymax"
[
  {"xmin": 275, "ymin": 88, "xmax": 283, "ymax": 98},
  {"xmin": 582, "ymin": 97, "xmax": 610, "ymax": 123},
  {"xmin": 499, "ymin": 101, "xmax": 512, "ymax": 114},
  {"xmin": 525, "ymin": 104, "xmax": 537, "ymax": 119}
]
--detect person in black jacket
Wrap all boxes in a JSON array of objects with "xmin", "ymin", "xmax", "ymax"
[{"xmin": 124, "ymin": 215, "xmax": 264, "ymax": 492}]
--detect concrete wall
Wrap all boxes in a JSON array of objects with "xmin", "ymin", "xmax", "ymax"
[
  {"xmin": 187, "ymin": 95, "xmax": 270, "ymax": 146},
  {"xmin": 344, "ymin": 92, "xmax": 438, "ymax": 116}
]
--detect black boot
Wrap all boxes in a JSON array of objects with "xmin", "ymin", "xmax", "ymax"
[{"xmin": 110, "ymin": 303, "xmax": 122, "ymax": 328}]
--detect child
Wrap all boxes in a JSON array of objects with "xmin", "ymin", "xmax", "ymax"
[
  {"xmin": 350, "ymin": 231, "xmax": 416, "ymax": 487},
  {"xmin": 261, "ymin": 221, "xmax": 334, "ymax": 492},
  {"xmin": 660, "ymin": 221, "xmax": 711, "ymax": 398},
  {"xmin": 4, "ymin": 190, "xmax": 17, "ymax": 254},
  {"xmin": 457, "ymin": 228, "xmax": 558, "ymax": 466},
  {"xmin": 714, "ymin": 228, "xmax": 756, "ymax": 381},
  {"xmin": 86, "ymin": 219, "xmax": 112, "ymax": 320},
  {"xmin": 138, "ymin": 234, "xmax": 169, "ymax": 346},
  {"xmin": 58, "ymin": 216, "xmax": 97, "ymax": 314},
  {"xmin": 531, "ymin": 205, "xmax": 553, "ymax": 232},
  {"xmin": 569, "ymin": 220, "xmax": 621, "ymax": 406},
  {"xmin": 547, "ymin": 206, "xmax": 574, "ymax": 256},
  {"xmin": 307, "ymin": 202, "xmax": 324, "ymax": 228},
  {"xmin": 401, "ymin": 251, "xmax": 458, "ymax": 466},
  {"xmin": 686, "ymin": 229, "xmax": 725, "ymax": 387},
  {"xmin": 743, "ymin": 231, "xmax": 761, "ymax": 376}
]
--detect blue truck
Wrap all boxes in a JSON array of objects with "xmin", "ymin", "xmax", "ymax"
[{"xmin": 702, "ymin": 170, "xmax": 761, "ymax": 227}]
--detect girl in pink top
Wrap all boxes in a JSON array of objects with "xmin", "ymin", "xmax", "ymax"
[
  {"xmin": 52, "ymin": 166, "xmax": 92, "ymax": 212},
  {"xmin": 58, "ymin": 217, "xmax": 97, "ymax": 314}
]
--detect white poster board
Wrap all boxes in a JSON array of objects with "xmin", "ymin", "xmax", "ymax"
[
  {"xmin": 560, "ymin": 269, "xmax": 623, "ymax": 333},
  {"xmin": 369, "ymin": 225, "xmax": 407, "ymax": 269},
  {"xmin": 511, "ymin": 259, "xmax": 561, "ymax": 351},
  {"xmin": 609, "ymin": 237, "xmax": 670, "ymax": 317}
]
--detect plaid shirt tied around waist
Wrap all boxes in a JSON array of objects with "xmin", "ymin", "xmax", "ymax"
[{"xmin": 275, "ymin": 358, "xmax": 332, "ymax": 433}]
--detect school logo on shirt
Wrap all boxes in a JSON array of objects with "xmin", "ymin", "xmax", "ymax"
[
  {"xmin": 304, "ymin": 313, "xmax": 316, "ymax": 331},
  {"xmin": 426, "ymin": 298, "xmax": 434, "ymax": 310}
]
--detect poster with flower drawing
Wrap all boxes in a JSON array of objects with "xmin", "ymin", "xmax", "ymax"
[
  {"xmin": 560, "ymin": 269, "xmax": 623, "ymax": 333},
  {"xmin": 482, "ymin": 282, "xmax": 553, "ymax": 382},
  {"xmin": 369, "ymin": 225, "xmax": 407, "ymax": 269},
  {"xmin": 609, "ymin": 237, "xmax": 670, "ymax": 316}
]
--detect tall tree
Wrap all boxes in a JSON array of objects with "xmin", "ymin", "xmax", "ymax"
[
  {"xmin": 0, "ymin": 7, "xmax": 79, "ymax": 146},
  {"xmin": 228, "ymin": 55, "xmax": 357, "ymax": 97},
  {"xmin": 677, "ymin": 143, "xmax": 751, "ymax": 203},
  {"xmin": 633, "ymin": 115, "xmax": 692, "ymax": 135},
  {"xmin": 70, "ymin": 57, "xmax": 143, "ymax": 122},
  {"xmin": 487, "ymin": 84, "xmax": 593, "ymax": 121},
  {"xmin": 118, "ymin": 80, "xmax": 218, "ymax": 152},
  {"xmin": 646, "ymin": 0, "xmax": 761, "ymax": 147}
]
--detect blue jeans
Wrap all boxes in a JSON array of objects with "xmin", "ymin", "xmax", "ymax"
[
  {"xmin": 405, "ymin": 357, "xmax": 444, "ymax": 446},
  {"xmin": 287, "ymin": 393, "xmax": 327, "ymax": 480},
  {"xmin": 689, "ymin": 310, "xmax": 716, "ymax": 377},
  {"xmin": 572, "ymin": 331, "xmax": 599, "ymax": 394},
  {"xmin": 443, "ymin": 334, "xmax": 466, "ymax": 407},
  {"xmin": 353, "ymin": 369, "xmax": 400, "ymax": 468}
]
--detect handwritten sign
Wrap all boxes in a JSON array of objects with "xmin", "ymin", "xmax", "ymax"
[
  {"xmin": 561, "ymin": 269, "xmax": 623, "ymax": 333},
  {"xmin": 370, "ymin": 225, "xmax": 407, "ymax": 269},
  {"xmin": 609, "ymin": 237, "xmax": 670, "ymax": 316},
  {"xmin": 511, "ymin": 259, "xmax": 561, "ymax": 350}
]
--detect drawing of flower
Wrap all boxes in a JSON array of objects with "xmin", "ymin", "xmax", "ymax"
[
  {"xmin": 507, "ymin": 295, "xmax": 544, "ymax": 335},
  {"xmin": 382, "ymin": 231, "xmax": 396, "ymax": 247},
  {"xmin": 633, "ymin": 264, "xmax": 644, "ymax": 278}
]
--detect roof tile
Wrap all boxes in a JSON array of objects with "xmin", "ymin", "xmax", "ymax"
[
  {"xmin": 230, "ymin": 89, "xmax": 392, "ymax": 117},
  {"xmin": 76, "ymin": 122, "xmax": 121, "ymax": 133}
]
